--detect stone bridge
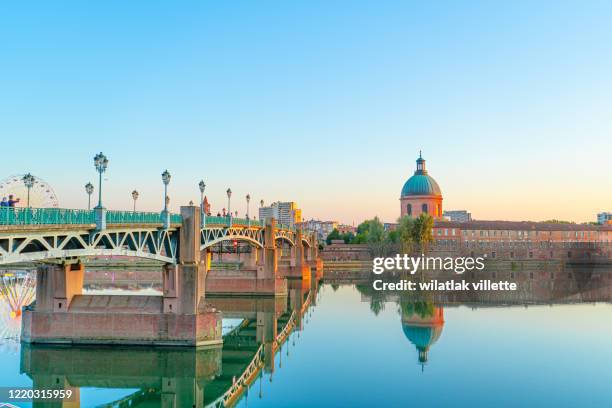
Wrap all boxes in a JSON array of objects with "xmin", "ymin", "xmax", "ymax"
[{"xmin": 2, "ymin": 206, "xmax": 322, "ymax": 346}]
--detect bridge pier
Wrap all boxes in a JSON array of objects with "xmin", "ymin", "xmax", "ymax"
[
  {"xmin": 278, "ymin": 229, "xmax": 311, "ymax": 282},
  {"xmin": 22, "ymin": 206, "xmax": 222, "ymax": 347},
  {"xmin": 306, "ymin": 236, "xmax": 324, "ymax": 279},
  {"xmin": 206, "ymin": 218, "xmax": 287, "ymax": 296},
  {"xmin": 34, "ymin": 262, "xmax": 84, "ymax": 313}
]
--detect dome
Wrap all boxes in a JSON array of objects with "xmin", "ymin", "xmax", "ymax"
[
  {"xmin": 401, "ymin": 174, "xmax": 442, "ymax": 197},
  {"xmin": 400, "ymin": 153, "xmax": 442, "ymax": 197}
]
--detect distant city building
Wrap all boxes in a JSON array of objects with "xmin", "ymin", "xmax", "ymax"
[
  {"xmin": 337, "ymin": 224, "xmax": 356, "ymax": 235},
  {"xmin": 384, "ymin": 223, "xmax": 398, "ymax": 231},
  {"xmin": 443, "ymin": 210, "xmax": 472, "ymax": 222},
  {"xmin": 400, "ymin": 152, "xmax": 443, "ymax": 219},
  {"xmin": 301, "ymin": 219, "xmax": 338, "ymax": 240},
  {"xmin": 598, "ymin": 212, "xmax": 612, "ymax": 225},
  {"xmin": 259, "ymin": 201, "xmax": 302, "ymax": 226}
]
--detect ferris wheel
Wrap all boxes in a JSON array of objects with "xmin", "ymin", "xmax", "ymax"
[{"xmin": 0, "ymin": 174, "xmax": 59, "ymax": 208}]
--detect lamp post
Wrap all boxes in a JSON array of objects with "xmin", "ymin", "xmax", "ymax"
[
  {"xmin": 161, "ymin": 170, "xmax": 171, "ymax": 228},
  {"xmin": 93, "ymin": 152, "xmax": 108, "ymax": 230},
  {"xmin": 85, "ymin": 182, "xmax": 94, "ymax": 210},
  {"xmin": 246, "ymin": 194, "xmax": 251, "ymax": 226},
  {"xmin": 226, "ymin": 188, "xmax": 232, "ymax": 227},
  {"xmin": 22, "ymin": 173, "xmax": 35, "ymax": 208},
  {"xmin": 131, "ymin": 190, "xmax": 139, "ymax": 212},
  {"xmin": 93, "ymin": 152, "xmax": 108, "ymax": 209},
  {"xmin": 199, "ymin": 180, "xmax": 206, "ymax": 227}
]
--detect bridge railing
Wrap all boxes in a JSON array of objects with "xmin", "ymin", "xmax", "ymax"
[
  {"xmin": 204, "ymin": 216, "xmax": 263, "ymax": 228},
  {"xmin": 0, "ymin": 207, "xmax": 182, "ymax": 226},
  {"xmin": 0, "ymin": 207, "xmax": 96, "ymax": 225},
  {"xmin": 106, "ymin": 210, "xmax": 182, "ymax": 225}
]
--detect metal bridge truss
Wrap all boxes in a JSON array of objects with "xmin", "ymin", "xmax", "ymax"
[
  {"xmin": 0, "ymin": 227, "xmax": 178, "ymax": 265},
  {"xmin": 200, "ymin": 226, "xmax": 311, "ymax": 250},
  {"xmin": 201, "ymin": 227, "xmax": 265, "ymax": 250},
  {"xmin": 0, "ymin": 224, "xmax": 312, "ymax": 266}
]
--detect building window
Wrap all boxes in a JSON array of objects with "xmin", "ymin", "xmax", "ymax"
[
  {"xmin": 568, "ymin": 251, "xmax": 572, "ymax": 258},
  {"xmin": 407, "ymin": 204, "xmax": 412, "ymax": 216},
  {"xmin": 529, "ymin": 251, "xmax": 533, "ymax": 258},
  {"xmin": 422, "ymin": 204, "xmax": 428, "ymax": 214},
  {"xmin": 492, "ymin": 251, "xmax": 496, "ymax": 258},
  {"xmin": 510, "ymin": 251, "xmax": 514, "ymax": 259}
]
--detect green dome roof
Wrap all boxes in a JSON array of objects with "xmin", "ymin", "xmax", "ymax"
[
  {"xmin": 400, "ymin": 153, "xmax": 442, "ymax": 197},
  {"xmin": 401, "ymin": 174, "xmax": 441, "ymax": 197}
]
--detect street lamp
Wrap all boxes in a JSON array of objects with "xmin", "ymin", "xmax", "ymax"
[
  {"xmin": 85, "ymin": 182, "xmax": 94, "ymax": 210},
  {"xmin": 22, "ymin": 173, "xmax": 35, "ymax": 208},
  {"xmin": 226, "ymin": 188, "xmax": 232, "ymax": 227},
  {"xmin": 161, "ymin": 170, "xmax": 171, "ymax": 229},
  {"xmin": 246, "ymin": 194, "xmax": 251, "ymax": 221},
  {"xmin": 199, "ymin": 180, "xmax": 206, "ymax": 226},
  {"xmin": 226, "ymin": 188, "xmax": 232, "ymax": 215},
  {"xmin": 93, "ymin": 152, "xmax": 108, "ymax": 209},
  {"xmin": 131, "ymin": 190, "xmax": 139, "ymax": 212},
  {"xmin": 161, "ymin": 170, "xmax": 171, "ymax": 212}
]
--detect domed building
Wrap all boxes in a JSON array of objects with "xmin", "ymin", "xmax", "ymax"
[
  {"xmin": 401, "ymin": 305, "xmax": 445, "ymax": 368},
  {"xmin": 400, "ymin": 152, "xmax": 443, "ymax": 218}
]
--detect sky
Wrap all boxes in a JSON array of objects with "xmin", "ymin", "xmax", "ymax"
[{"xmin": 1, "ymin": 1, "xmax": 611, "ymax": 224}]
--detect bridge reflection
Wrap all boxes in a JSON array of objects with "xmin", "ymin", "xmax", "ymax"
[{"xmin": 19, "ymin": 277, "xmax": 318, "ymax": 407}]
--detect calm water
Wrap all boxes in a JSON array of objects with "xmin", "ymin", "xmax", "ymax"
[{"xmin": 2, "ymin": 270, "xmax": 612, "ymax": 407}]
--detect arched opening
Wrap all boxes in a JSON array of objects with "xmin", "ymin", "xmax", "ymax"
[
  {"xmin": 422, "ymin": 204, "xmax": 428, "ymax": 214},
  {"xmin": 407, "ymin": 204, "xmax": 412, "ymax": 216}
]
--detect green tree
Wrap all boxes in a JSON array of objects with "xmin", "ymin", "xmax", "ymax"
[
  {"xmin": 387, "ymin": 230, "xmax": 399, "ymax": 244},
  {"xmin": 353, "ymin": 217, "xmax": 385, "ymax": 245},
  {"xmin": 412, "ymin": 213, "xmax": 434, "ymax": 253},
  {"xmin": 325, "ymin": 228, "xmax": 341, "ymax": 245},
  {"xmin": 341, "ymin": 232, "xmax": 355, "ymax": 244},
  {"xmin": 396, "ymin": 215, "xmax": 415, "ymax": 254}
]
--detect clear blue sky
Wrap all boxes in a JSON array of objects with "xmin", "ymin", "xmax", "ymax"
[{"xmin": 1, "ymin": 1, "xmax": 611, "ymax": 223}]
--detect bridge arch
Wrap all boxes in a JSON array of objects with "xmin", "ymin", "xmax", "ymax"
[
  {"xmin": 0, "ymin": 228, "xmax": 178, "ymax": 266},
  {"xmin": 274, "ymin": 235, "xmax": 295, "ymax": 247},
  {"xmin": 201, "ymin": 235, "xmax": 263, "ymax": 250}
]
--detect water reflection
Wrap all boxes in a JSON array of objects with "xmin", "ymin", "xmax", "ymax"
[
  {"xmin": 2, "ymin": 265, "xmax": 612, "ymax": 406},
  {"xmin": 354, "ymin": 265, "xmax": 612, "ymax": 369},
  {"xmin": 400, "ymin": 302, "xmax": 444, "ymax": 368},
  {"xmin": 12, "ymin": 276, "xmax": 317, "ymax": 407}
]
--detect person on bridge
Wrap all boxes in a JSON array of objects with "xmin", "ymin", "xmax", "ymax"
[
  {"xmin": 8, "ymin": 195, "xmax": 20, "ymax": 207},
  {"xmin": 0, "ymin": 197, "xmax": 8, "ymax": 207}
]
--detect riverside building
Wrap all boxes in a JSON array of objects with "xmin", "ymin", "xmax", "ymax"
[{"xmin": 398, "ymin": 152, "xmax": 612, "ymax": 261}]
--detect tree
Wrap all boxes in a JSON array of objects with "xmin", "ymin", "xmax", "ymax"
[
  {"xmin": 396, "ymin": 215, "xmax": 415, "ymax": 254},
  {"xmin": 341, "ymin": 232, "xmax": 355, "ymax": 243},
  {"xmin": 325, "ymin": 228, "xmax": 341, "ymax": 245},
  {"xmin": 412, "ymin": 213, "xmax": 434, "ymax": 253}
]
